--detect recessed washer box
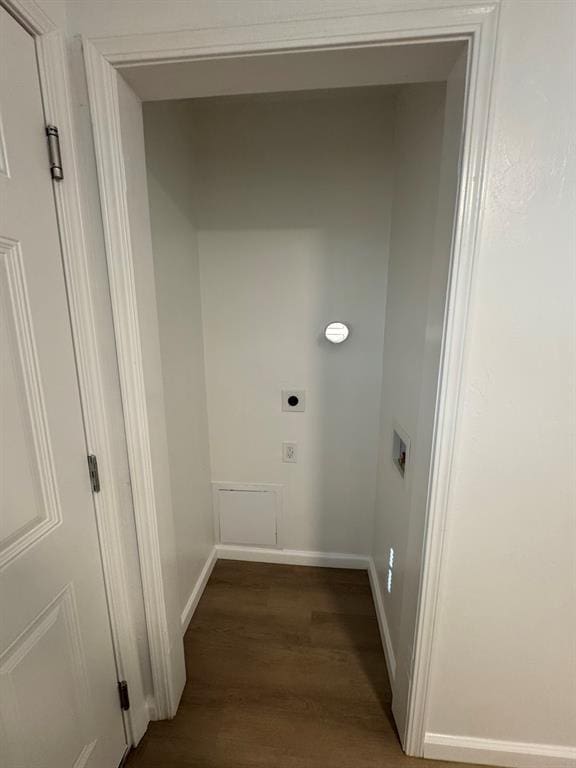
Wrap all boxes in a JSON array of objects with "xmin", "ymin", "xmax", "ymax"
[
  {"xmin": 282, "ymin": 389, "xmax": 306, "ymax": 412},
  {"xmin": 392, "ymin": 424, "xmax": 410, "ymax": 479}
]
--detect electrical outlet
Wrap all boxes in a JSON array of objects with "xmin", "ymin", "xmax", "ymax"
[{"xmin": 282, "ymin": 442, "xmax": 297, "ymax": 463}]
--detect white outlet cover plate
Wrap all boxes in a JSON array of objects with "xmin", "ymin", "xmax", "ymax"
[
  {"xmin": 282, "ymin": 442, "xmax": 297, "ymax": 463},
  {"xmin": 282, "ymin": 390, "xmax": 306, "ymax": 412}
]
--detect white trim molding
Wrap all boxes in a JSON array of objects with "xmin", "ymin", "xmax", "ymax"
[
  {"xmin": 424, "ymin": 733, "xmax": 576, "ymax": 768},
  {"xmin": 91, "ymin": 5, "xmax": 495, "ymax": 67},
  {"xmin": 82, "ymin": 1, "xmax": 501, "ymax": 752},
  {"xmin": 82, "ymin": 38, "xmax": 175, "ymax": 721},
  {"xmin": 180, "ymin": 548, "xmax": 218, "ymax": 634},
  {"xmin": 367, "ymin": 559, "xmax": 396, "ymax": 683},
  {"xmin": 1, "ymin": 0, "xmax": 149, "ymax": 744},
  {"xmin": 403, "ymin": 3, "xmax": 500, "ymax": 755},
  {"xmin": 215, "ymin": 545, "xmax": 369, "ymax": 570},
  {"xmin": 1, "ymin": 0, "xmax": 55, "ymax": 34}
]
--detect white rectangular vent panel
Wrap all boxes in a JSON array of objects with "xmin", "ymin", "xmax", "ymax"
[{"xmin": 217, "ymin": 487, "xmax": 278, "ymax": 547}]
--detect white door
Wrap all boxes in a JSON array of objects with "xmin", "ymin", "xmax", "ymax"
[{"xmin": 0, "ymin": 8, "xmax": 127, "ymax": 768}]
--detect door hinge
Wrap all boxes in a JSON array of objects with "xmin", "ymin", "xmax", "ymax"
[
  {"xmin": 45, "ymin": 125, "xmax": 63, "ymax": 181},
  {"xmin": 118, "ymin": 680, "xmax": 130, "ymax": 711},
  {"xmin": 87, "ymin": 454, "xmax": 100, "ymax": 493}
]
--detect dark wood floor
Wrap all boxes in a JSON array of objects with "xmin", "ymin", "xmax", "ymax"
[{"xmin": 127, "ymin": 561, "xmax": 475, "ymax": 767}]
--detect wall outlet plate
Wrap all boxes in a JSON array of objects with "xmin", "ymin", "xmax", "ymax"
[
  {"xmin": 282, "ymin": 390, "xmax": 306, "ymax": 412},
  {"xmin": 282, "ymin": 442, "xmax": 297, "ymax": 463}
]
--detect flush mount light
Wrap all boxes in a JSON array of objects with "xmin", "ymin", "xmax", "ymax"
[{"xmin": 324, "ymin": 321, "xmax": 350, "ymax": 344}]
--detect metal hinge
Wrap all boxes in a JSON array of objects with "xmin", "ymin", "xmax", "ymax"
[
  {"xmin": 45, "ymin": 125, "xmax": 63, "ymax": 181},
  {"xmin": 118, "ymin": 680, "xmax": 130, "ymax": 711},
  {"xmin": 87, "ymin": 454, "xmax": 100, "ymax": 493}
]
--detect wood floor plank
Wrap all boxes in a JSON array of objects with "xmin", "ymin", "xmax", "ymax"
[{"xmin": 127, "ymin": 561, "xmax": 479, "ymax": 768}]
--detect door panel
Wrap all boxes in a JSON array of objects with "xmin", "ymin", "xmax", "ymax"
[
  {"xmin": 0, "ymin": 238, "xmax": 61, "ymax": 566},
  {"xmin": 0, "ymin": 8, "xmax": 126, "ymax": 767},
  {"xmin": 0, "ymin": 586, "xmax": 96, "ymax": 768}
]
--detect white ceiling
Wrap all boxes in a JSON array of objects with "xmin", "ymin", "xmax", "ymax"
[{"xmin": 120, "ymin": 40, "xmax": 466, "ymax": 102}]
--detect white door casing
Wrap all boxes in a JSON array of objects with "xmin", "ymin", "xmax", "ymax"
[
  {"xmin": 0, "ymin": 8, "xmax": 127, "ymax": 767},
  {"xmin": 83, "ymin": 3, "xmax": 499, "ymax": 754}
]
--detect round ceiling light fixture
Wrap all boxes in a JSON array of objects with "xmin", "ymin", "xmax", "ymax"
[{"xmin": 324, "ymin": 321, "xmax": 350, "ymax": 344}]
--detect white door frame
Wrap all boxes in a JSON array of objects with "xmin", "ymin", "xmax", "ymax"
[
  {"xmin": 82, "ymin": 2, "xmax": 500, "ymax": 754},
  {"xmin": 1, "ymin": 0, "xmax": 149, "ymax": 745}
]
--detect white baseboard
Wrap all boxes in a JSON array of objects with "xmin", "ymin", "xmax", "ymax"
[
  {"xmin": 180, "ymin": 547, "xmax": 218, "ymax": 633},
  {"xmin": 367, "ymin": 558, "xmax": 396, "ymax": 683},
  {"xmin": 214, "ymin": 544, "xmax": 370, "ymax": 570},
  {"xmin": 424, "ymin": 733, "xmax": 576, "ymax": 768}
]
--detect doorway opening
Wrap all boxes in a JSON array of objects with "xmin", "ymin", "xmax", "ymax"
[
  {"xmin": 84, "ymin": 11, "xmax": 498, "ymax": 755},
  {"xmin": 124, "ymin": 39, "xmax": 465, "ymax": 752}
]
